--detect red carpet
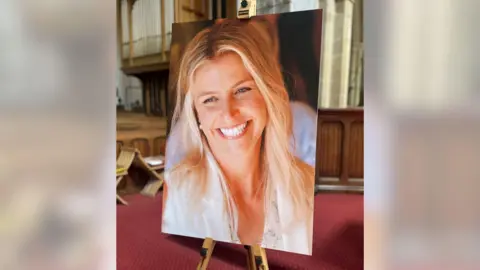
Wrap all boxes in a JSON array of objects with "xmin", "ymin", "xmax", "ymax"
[{"xmin": 117, "ymin": 193, "xmax": 364, "ymax": 270}]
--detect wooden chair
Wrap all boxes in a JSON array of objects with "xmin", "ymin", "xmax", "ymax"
[
  {"xmin": 116, "ymin": 147, "xmax": 136, "ymax": 205},
  {"xmin": 133, "ymin": 154, "xmax": 164, "ymax": 197},
  {"xmin": 116, "ymin": 147, "xmax": 165, "ymax": 205}
]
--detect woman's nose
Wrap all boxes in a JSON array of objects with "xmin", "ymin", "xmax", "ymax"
[{"xmin": 221, "ymin": 99, "xmax": 238, "ymax": 118}]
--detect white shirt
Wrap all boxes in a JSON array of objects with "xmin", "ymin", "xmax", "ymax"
[
  {"xmin": 289, "ymin": 101, "xmax": 318, "ymax": 167},
  {"xmin": 162, "ymin": 151, "xmax": 313, "ymax": 255}
]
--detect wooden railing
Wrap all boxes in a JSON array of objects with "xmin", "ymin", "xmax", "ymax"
[
  {"xmin": 117, "ymin": 0, "xmax": 186, "ymax": 74},
  {"xmin": 117, "ymin": 0, "xmax": 212, "ymax": 74},
  {"xmin": 118, "ymin": 0, "xmax": 171, "ymax": 60},
  {"xmin": 316, "ymin": 108, "xmax": 364, "ymax": 192}
]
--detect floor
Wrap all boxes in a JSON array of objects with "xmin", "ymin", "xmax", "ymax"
[{"xmin": 117, "ymin": 192, "xmax": 364, "ymax": 270}]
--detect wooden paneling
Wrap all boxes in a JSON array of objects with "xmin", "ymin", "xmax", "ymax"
[
  {"xmin": 117, "ymin": 112, "xmax": 167, "ymax": 157},
  {"xmin": 348, "ymin": 121, "xmax": 364, "ymax": 178},
  {"xmin": 317, "ymin": 122, "xmax": 343, "ymax": 177},
  {"xmin": 153, "ymin": 137, "xmax": 166, "ymax": 156},
  {"xmin": 117, "ymin": 112, "xmax": 167, "ymax": 130},
  {"xmin": 140, "ymin": 72, "xmax": 169, "ymax": 117},
  {"xmin": 177, "ymin": 0, "xmax": 210, "ymax": 23},
  {"xmin": 131, "ymin": 138, "xmax": 151, "ymax": 157},
  {"xmin": 316, "ymin": 109, "xmax": 364, "ymax": 191}
]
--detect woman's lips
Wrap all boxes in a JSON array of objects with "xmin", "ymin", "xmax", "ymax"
[{"xmin": 216, "ymin": 120, "xmax": 250, "ymax": 139}]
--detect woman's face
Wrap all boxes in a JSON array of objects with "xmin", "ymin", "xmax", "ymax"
[{"xmin": 190, "ymin": 52, "xmax": 268, "ymax": 155}]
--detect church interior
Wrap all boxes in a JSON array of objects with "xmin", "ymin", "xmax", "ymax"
[{"xmin": 116, "ymin": 0, "xmax": 364, "ymax": 269}]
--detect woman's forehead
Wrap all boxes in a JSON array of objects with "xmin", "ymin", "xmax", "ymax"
[{"xmin": 190, "ymin": 53, "xmax": 252, "ymax": 92}]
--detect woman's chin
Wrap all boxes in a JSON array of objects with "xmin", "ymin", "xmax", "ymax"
[{"xmin": 218, "ymin": 136, "xmax": 263, "ymax": 156}]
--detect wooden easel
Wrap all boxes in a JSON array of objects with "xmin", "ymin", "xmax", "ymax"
[
  {"xmin": 197, "ymin": 238, "xmax": 268, "ymax": 270},
  {"xmin": 197, "ymin": 2, "xmax": 267, "ymax": 269}
]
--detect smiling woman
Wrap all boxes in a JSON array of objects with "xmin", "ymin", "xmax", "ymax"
[
  {"xmin": 192, "ymin": 53, "xmax": 267, "ymax": 156},
  {"xmin": 162, "ymin": 18, "xmax": 315, "ymax": 255}
]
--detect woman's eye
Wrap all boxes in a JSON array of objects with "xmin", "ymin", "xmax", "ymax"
[
  {"xmin": 235, "ymin": 87, "xmax": 251, "ymax": 94},
  {"xmin": 203, "ymin": 97, "xmax": 217, "ymax": 104}
]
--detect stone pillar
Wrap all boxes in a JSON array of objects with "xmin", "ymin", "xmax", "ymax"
[
  {"xmin": 330, "ymin": 0, "xmax": 354, "ymax": 108},
  {"xmin": 348, "ymin": 42, "xmax": 363, "ymax": 107},
  {"xmin": 318, "ymin": 0, "xmax": 336, "ymax": 108},
  {"xmin": 348, "ymin": 0, "xmax": 363, "ymax": 107}
]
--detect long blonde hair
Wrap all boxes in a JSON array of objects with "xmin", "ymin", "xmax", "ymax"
[{"xmin": 166, "ymin": 19, "xmax": 313, "ymax": 228}]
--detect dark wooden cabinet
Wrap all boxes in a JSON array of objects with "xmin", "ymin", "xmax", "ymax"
[{"xmin": 316, "ymin": 109, "xmax": 364, "ymax": 192}]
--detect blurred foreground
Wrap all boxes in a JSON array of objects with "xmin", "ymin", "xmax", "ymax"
[
  {"xmin": 365, "ymin": 0, "xmax": 480, "ymax": 269},
  {"xmin": 0, "ymin": 1, "xmax": 115, "ymax": 270}
]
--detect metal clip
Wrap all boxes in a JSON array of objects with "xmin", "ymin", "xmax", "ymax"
[{"xmin": 237, "ymin": 0, "xmax": 256, "ymax": 19}]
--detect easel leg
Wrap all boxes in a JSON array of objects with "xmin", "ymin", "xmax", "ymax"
[
  {"xmin": 116, "ymin": 176, "xmax": 128, "ymax": 205},
  {"xmin": 197, "ymin": 238, "xmax": 216, "ymax": 270},
  {"xmin": 246, "ymin": 245, "xmax": 269, "ymax": 270},
  {"xmin": 116, "ymin": 194, "xmax": 129, "ymax": 205}
]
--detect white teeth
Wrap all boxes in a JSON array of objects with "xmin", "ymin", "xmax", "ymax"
[{"xmin": 219, "ymin": 122, "xmax": 247, "ymax": 138}]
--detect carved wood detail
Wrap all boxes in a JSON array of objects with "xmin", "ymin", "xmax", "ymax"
[{"xmin": 316, "ymin": 109, "xmax": 364, "ymax": 190}]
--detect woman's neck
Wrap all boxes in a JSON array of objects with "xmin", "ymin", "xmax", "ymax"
[{"xmin": 214, "ymin": 144, "xmax": 263, "ymax": 199}]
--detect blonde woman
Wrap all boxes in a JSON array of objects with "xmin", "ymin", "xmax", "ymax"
[{"xmin": 162, "ymin": 19, "xmax": 315, "ymax": 255}]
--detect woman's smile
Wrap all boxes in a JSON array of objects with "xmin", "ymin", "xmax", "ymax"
[{"xmin": 215, "ymin": 120, "xmax": 251, "ymax": 140}]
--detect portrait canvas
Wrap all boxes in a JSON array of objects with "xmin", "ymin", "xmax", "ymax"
[{"xmin": 162, "ymin": 10, "xmax": 322, "ymax": 256}]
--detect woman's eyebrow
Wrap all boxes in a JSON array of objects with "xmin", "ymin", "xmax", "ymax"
[{"xmin": 229, "ymin": 78, "xmax": 252, "ymax": 89}]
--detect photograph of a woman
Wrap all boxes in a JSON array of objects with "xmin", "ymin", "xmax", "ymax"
[{"xmin": 162, "ymin": 14, "xmax": 320, "ymax": 256}]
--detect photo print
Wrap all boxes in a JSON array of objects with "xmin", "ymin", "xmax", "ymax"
[{"xmin": 162, "ymin": 10, "xmax": 323, "ymax": 255}]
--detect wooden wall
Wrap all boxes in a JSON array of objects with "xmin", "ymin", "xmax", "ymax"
[
  {"xmin": 175, "ymin": 0, "xmax": 210, "ymax": 23},
  {"xmin": 117, "ymin": 112, "xmax": 168, "ymax": 157},
  {"xmin": 316, "ymin": 108, "xmax": 364, "ymax": 191}
]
